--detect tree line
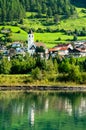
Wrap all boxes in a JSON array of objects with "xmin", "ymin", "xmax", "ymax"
[
  {"xmin": 20, "ymin": 0, "xmax": 76, "ymax": 17},
  {"xmin": 0, "ymin": 55, "xmax": 86, "ymax": 84},
  {"xmin": 71, "ymin": 0, "xmax": 86, "ymax": 7}
]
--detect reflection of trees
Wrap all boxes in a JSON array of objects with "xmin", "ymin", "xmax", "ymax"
[
  {"xmin": 56, "ymin": 92, "xmax": 86, "ymax": 117},
  {"xmin": 0, "ymin": 92, "xmax": 86, "ymax": 130}
]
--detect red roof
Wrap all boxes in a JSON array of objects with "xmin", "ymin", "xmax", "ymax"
[
  {"xmin": 49, "ymin": 47, "xmax": 68, "ymax": 52},
  {"xmin": 49, "ymin": 48, "xmax": 59, "ymax": 52},
  {"xmin": 59, "ymin": 47, "xmax": 68, "ymax": 51}
]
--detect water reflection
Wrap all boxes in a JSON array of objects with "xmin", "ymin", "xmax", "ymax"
[
  {"xmin": 76, "ymin": 97, "xmax": 86, "ymax": 116},
  {"xmin": 44, "ymin": 99, "xmax": 49, "ymax": 112},
  {"xmin": 29, "ymin": 104, "xmax": 35, "ymax": 126},
  {"xmin": 13, "ymin": 103, "xmax": 24, "ymax": 115},
  {"xmin": 0, "ymin": 92, "xmax": 86, "ymax": 130},
  {"xmin": 64, "ymin": 99, "xmax": 72, "ymax": 116}
]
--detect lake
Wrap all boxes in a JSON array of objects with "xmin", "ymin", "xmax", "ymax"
[{"xmin": 0, "ymin": 91, "xmax": 86, "ymax": 130}]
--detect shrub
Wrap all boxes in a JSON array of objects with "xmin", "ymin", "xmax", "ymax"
[
  {"xmin": 73, "ymin": 34, "xmax": 78, "ymax": 41},
  {"xmin": 0, "ymin": 58, "xmax": 11, "ymax": 74},
  {"xmin": 31, "ymin": 67, "xmax": 42, "ymax": 80},
  {"xmin": 57, "ymin": 37, "xmax": 61, "ymax": 41},
  {"xmin": 68, "ymin": 65, "xmax": 82, "ymax": 83}
]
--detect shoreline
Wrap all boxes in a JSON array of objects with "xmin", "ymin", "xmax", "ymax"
[
  {"xmin": 0, "ymin": 74, "xmax": 86, "ymax": 91},
  {"xmin": 0, "ymin": 85, "xmax": 86, "ymax": 91}
]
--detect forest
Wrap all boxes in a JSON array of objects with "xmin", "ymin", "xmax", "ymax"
[
  {"xmin": 71, "ymin": 0, "xmax": 86, "ymax": 7},
  {"xmin": 0, "ymin": 0, "xmax": 77, "ymax": 22}
]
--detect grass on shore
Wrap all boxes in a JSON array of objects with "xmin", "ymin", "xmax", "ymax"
[{"xmin": 0, "ymin": 74, "xmax": 86, "ymax": 87}]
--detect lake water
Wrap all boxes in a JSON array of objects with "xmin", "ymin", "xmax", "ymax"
[{"xmin": 0, "ymin": 91, "xmax": 86, "ymax": 130}]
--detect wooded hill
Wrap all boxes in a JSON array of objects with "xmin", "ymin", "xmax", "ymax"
[
  {"xmin": 71, "ymin": 0, "xmax": 86, "ymax": 7},
  {"xmin": 0, "ymin": 0, "xmax": 77, "ymax": 22}
]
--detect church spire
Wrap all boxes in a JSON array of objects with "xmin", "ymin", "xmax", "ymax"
[{"xmin": 28, "ymin": 29, "xmax": 33, "ymax": 34}]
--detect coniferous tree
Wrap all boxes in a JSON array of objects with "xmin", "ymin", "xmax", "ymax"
[
  {"xmin": 0, "ymin": 0, "xmax": 77, "ymax": 22},
  {"xmin": 0, "ymin": 0, "xmax": 25, "ymax": 22}
]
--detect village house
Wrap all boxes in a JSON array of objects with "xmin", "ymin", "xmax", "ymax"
[
  {"xmin": 69, "ymin": 47, "xmax": 86, "ymax": 57},
  {"xmin": 8, "ymin": 41, "xmax": 25, "ymax": 57},
  {"xmin": 0, "ymin": 31, "xmax": 86, "ymax": 59},
  {"xmin": 49, "ymin": 41, "xmax": 86, "ymax": 57},
  {"xmin": 69, "ymin": 41, "xmax": 86, "ymax": 57},
  {"xmin": 1, "ymin": 28, "xmax": 11, "ymax": 34},
  {"xmin": 11, "ymin": 42, "xmax": 22, "ymax": 48},
  {"xmin": 0, "ymin": 44, "xmax": 8, "ymax": 56},
  {"xmin": 49, "ymin": 43, "xmax": 73, "ymax": 57}
]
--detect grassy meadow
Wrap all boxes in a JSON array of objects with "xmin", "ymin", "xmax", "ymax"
[
  {"xmin": 24, "ymin": 8, "xmax": 86, "ymax": 31},
  {"xmin": 58, "ymin": 8, "xmax": 86, "ymax": 31},
  {"xmin": 0, "ymin": 26, "xmax": 28, "ymax": 42},
  {"xmin": 34, "ymin": 32, "xmax": 73, "ymax": 47}
]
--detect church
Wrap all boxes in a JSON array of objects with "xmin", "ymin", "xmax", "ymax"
[
  {"xmin": 28, "ymin": 30, "xmax": 36, "ymax": 55},
  {"xmin": 27, "ymin": 30, "xmax": 48, "ymax": 57}
]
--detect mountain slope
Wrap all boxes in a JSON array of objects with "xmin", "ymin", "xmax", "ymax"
[{"xmin": 0, "ymin": 0, "xmax": 75, "ymax": 22}]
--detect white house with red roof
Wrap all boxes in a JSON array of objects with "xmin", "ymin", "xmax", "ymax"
[{"xmin": 49, "ymin": 43, "xmax": 73, "ymax": 56}]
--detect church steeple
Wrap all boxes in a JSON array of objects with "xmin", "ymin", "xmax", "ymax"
[
  {"xmin": 28, "ymin": 30, "xmax": 33, "ymax": 34},
  {"xmin": 28, "ymin": 30, "xmax": 34, "ymax": 52}
]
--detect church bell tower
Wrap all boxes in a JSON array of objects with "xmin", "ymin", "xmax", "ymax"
[{"xmin": 28, "ymin": 30, "xmax": 34, "ymax": 53}]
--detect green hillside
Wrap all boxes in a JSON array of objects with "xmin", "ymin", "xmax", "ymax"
[
  {"xmin": 0, "ymin": 0, "xmax": 86, "ymax": 47},
  {"xmin": 0, "ymin": 0, "xmax": 75, "ymax": 22}
]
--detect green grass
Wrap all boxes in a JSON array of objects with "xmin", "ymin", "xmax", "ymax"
[
  {"xmin": 58, "ymin": 17, "xmax": 86, "ymax": 31},
  {"xmin": 0, "ymin": 74, "xmax": 30, "ymax": 86},
  {"xmin": 34, "ymin": 32, "xmax": 86, "ymax": 48},
  {"xmin": 0, "ymin": 26, "xmax": 28, "ymax": 42},
  {"xmin": 34, "ymin": 32, "xmax": 73, "ymax": 47},
  {"xmin": 14, "ymin": 7, "xmax": 86, "ymax": 46},
  {"xmin": 0, "ymin": 74, "xmax": 85, "ymax": 87},
  {"xmin": 0, "ymin": 26, "xmax": 24, "ymax": 32},
  {"xmin": 11, "ymin": 32, "xmax": 27, "ymax": 41},
  {"xmin": 23, "ymin": 8, "xmax": 86, "ymax": 31},
  {"xmin": 57, "ymin": 8, "xmax": 86, "ymax": 31},
  {"xmin": 76, "ymin": 7, "xmax": 86, "ymax": 17}
]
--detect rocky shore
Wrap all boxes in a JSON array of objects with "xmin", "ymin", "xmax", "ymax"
[{"xmin": 0, "ymin": 86, "xmax": 86, "ymax": 91}]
